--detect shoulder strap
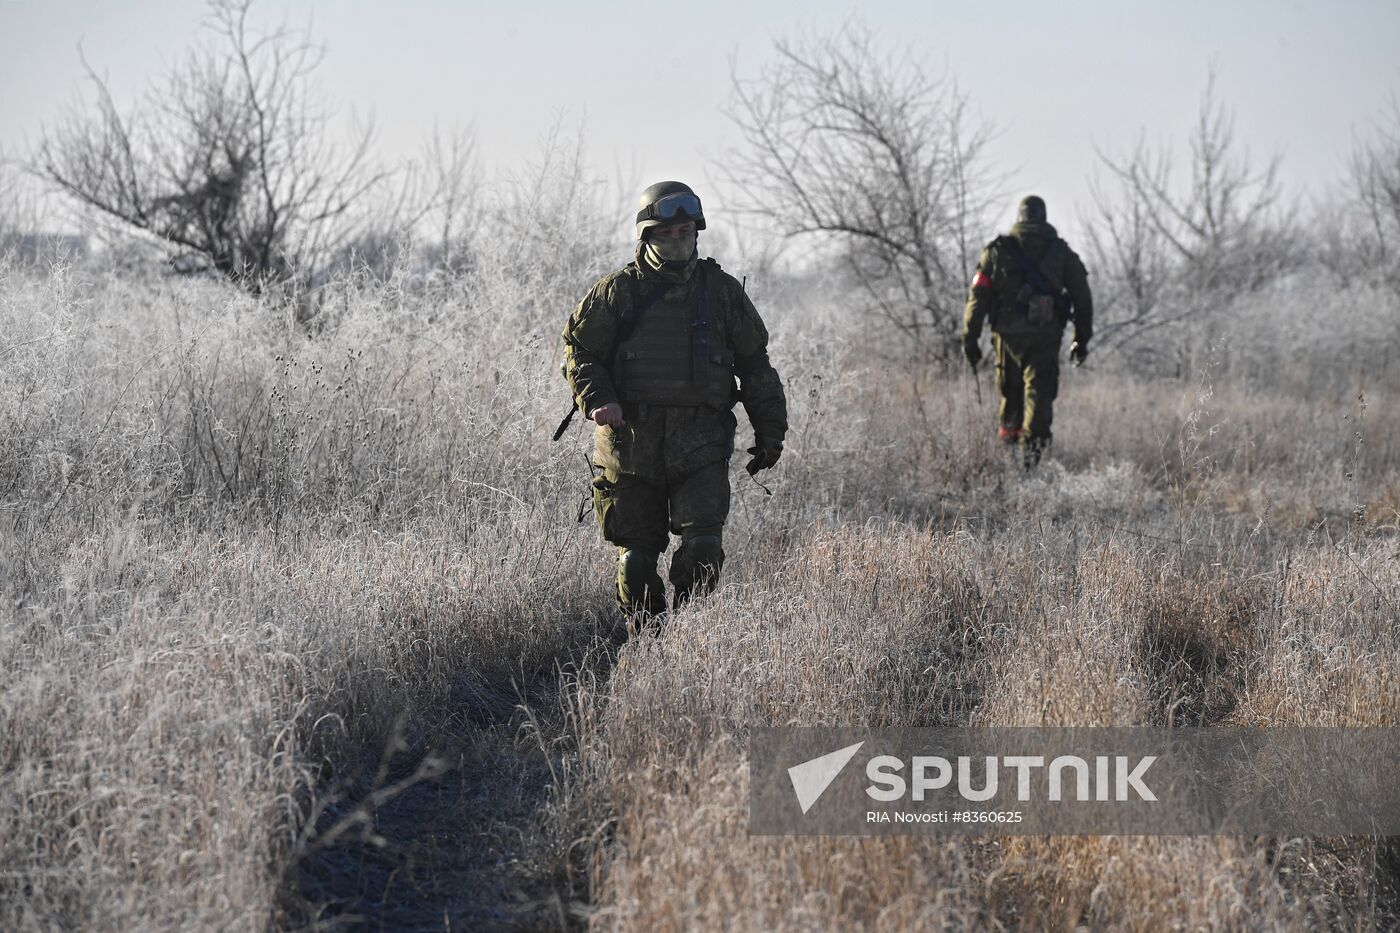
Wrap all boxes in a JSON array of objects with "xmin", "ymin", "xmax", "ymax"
[
  {"xmin": 688, "ymin": 263, "xmax": 714, "ymax": 386},
  {"xmin": 618, "ymin": 267, "xmax": 672, "ymax": 346}
]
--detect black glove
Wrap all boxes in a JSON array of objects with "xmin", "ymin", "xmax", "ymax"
[
  {"xmin": 1069, "ymin": 340, "xmax": 1089, "ymax": 367},
  {"xmin": 962, "ymin": 337, "xmax": 982, "ymax": 368},
  {"xmin": 745, "ymin": 436, "xmax": 783, "ymax": 475}
]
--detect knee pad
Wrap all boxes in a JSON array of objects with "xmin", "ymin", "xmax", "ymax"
[
  {"xmin": 617, "ymin": 548, "xmax": 665, "ymax": 614},
  {"xmin": 686, "ymin": 533, "xmax": 724, "ymax": 568},
  {"xmin": 670, "ymin": 533, "xmax": 724, "ymax": 592},
  {"xmin": 618, "ymin": 547, "xmax": 659, "ymax": 576}
]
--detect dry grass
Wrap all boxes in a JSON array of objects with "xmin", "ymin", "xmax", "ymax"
[
  {"xmin": 574, "ymin": 516, "xmax": 1398, "ymax": 930},
  {"xmin": 2, "ymin": 257, "xmax": 1398, "ymax": 930}
]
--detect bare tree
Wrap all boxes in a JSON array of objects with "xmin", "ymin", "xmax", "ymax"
[
  {"xmin": 35, "ymin": 0, "xmax": 401, "ymax": 291},
  {"xmin": 1082, "ymin": 172, "xmax": 1174, "ymax": 353},
  {"xmin": 1087, "ymin": 71, "xmax": 1298, "ymax": 354},
  {"xmin": 315, "ymin": 125, "xmax": 481, "ymax": 287},
  {"xmin": 420, "ymin": 123, "xmax": 480, "ymax": 275},
  {"xmin": 1324, "ymin": 95, "xmax": 1400, "ymax": 296},
  {"xmin": 720, "ymin": 21, "xmax": 1000, "ymax": 360},
  {"xmin": 0, "ymin": 149, "xmax": 25, "ymax": 242}
]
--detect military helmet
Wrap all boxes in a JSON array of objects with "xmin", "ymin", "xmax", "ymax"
[
  {"xmin": 1018, "ymin": 195, "xmax": 1047, "ymax": 223},
  {"xmin": 635, "ymin": 181, "xmax": 706, "ymax": 238}
]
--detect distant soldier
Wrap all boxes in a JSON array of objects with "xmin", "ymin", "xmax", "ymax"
[
  {"xmin": 962, "ymin": 195, "xmax": 1093, "ymax": 466},
  {"xmin": 561, "ymin": 181, "xmax": 788, "ymax": 618}
]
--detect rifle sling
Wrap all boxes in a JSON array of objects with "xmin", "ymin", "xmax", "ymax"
[
  {"xmin": 552, "ymin": 268, "xmax": 676, "ymax": 441},
  {"xmin": 1000, "ymin": 235, "xmax": 1058, "ymax": 297}
]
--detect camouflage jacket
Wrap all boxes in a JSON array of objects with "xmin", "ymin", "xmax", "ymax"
[
  {"xmin": 561, "ymin": 256, "xmax": 787, "ymax": 478},
  {"xmin": 963, "ymin": 221, "xmax": 1093, "ymax": 344}
]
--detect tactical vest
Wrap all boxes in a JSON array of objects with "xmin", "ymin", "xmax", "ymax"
[{"xmin": 612, "ymin": 263, "xmax": 736, "ymax": 409}]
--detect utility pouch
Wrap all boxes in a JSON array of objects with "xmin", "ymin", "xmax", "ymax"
[{"xmin": 1028, "ymin": 294, "xmax": 1056, "ymax": 327}]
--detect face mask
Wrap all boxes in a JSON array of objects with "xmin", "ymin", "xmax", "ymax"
[{"xmin": 647, "ymin": 232, "xmax": 696, "ymax": 264}]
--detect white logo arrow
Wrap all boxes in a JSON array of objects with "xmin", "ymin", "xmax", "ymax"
[{"xmin": 788, "ymin": 741, "xmax": 865, "ymax": 814}]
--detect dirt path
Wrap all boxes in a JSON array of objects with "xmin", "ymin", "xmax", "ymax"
[{"xmin": 278, "ymin": 671, "xmax": 597, "ymax": 932}]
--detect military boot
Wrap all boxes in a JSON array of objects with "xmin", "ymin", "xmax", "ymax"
[{"xmin": 1023, "ymin": 435, "xmax": 1051, "ymax": 469}]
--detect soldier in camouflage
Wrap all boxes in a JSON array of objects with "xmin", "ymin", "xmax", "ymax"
[
  {"xmin": 561, "ymin": 181, "xmax": 788, "ymax": 617},
  {"xmin": 963, "ymin": 195, "xmax": 1093, "ymax": 466}
]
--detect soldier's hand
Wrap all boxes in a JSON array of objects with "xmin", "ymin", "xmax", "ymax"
[
  {"xmin": 745, "ymin": 436, "xmax": 783, "ymax": 475},
  {"xmin": 591, "ymin": 402, "xmax": 625, "ymax": 427},
  {"xmin": 962, "ymin": 337, "xmax": 982, "ymax": 368},
  {"xmin": 1069, "ymin": 341, "xmax": 1089, "ymax": 367}
]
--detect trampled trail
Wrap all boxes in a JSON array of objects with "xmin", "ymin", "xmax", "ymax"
[{"xmin": 279, "ymin": 671, "xmax": 592, "ymax": 932}]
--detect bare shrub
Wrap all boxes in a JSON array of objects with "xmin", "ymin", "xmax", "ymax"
[
  {"xmin": 721, "ymin": 20, "xmax": 1000, "ymax": 362},
  {"xmin": 34, "ymin": 0, "xmax": 416, "ymax": 291},
  {"xmin": 472, "ymin": 118, "xmax": 625, "ymax": 331},
  {"xmin": 1087, "ymin": 70, "xmax": 1299, "ymax": 366},
  {"xmin": 417, "ymin": 123, "xmax": 482, "ymax": 276}
]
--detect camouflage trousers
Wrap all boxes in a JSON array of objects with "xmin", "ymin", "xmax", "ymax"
[
  {"xmin": 994, "ymin": 332, "xmax": 1061, "ymax": 442},
  {"xmin": 591, "ymin": 460, "xmax": 730, "ymax": 615},
  {"xmin": 590, "ymin": 404, "xmax": 735, "ymax": 614}
]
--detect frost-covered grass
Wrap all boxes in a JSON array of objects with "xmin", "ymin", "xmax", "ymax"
[{"xmin": 1, "ymin": 256, "xmax": 1397, "ymax": 929}]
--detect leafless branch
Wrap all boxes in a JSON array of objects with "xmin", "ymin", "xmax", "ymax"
[{"xmin": 720, "ymin": 20, "xmax": 1001, "ymax": 360}]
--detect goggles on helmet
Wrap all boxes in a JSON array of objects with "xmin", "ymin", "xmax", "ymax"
[{"xmin": 636, "ymin": 192, "xmax": 703, "ymax": 226}]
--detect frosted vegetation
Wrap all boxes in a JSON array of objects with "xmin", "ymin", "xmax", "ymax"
[
  {"xmin": 2, "ymin": 193, "xmax": 1398, "ymax": 926},
  {"xmin": 3, "ymin": 12, "xmax": 1400, "ymax": 931}
]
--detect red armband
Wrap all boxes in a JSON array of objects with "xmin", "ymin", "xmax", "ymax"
[{"xmin": 970, "ymin": 270, "xmax": 991, "ymax": 290}]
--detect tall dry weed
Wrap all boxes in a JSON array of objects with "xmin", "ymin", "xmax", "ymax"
[{"xmin": 1, "ymin": 253, "xmax": 1397, "ymax": 929}]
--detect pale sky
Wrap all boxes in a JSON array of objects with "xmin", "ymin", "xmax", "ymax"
[{"xmin": 3, "ymin": 0, "xmax": 1398, "ymax": 244}]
